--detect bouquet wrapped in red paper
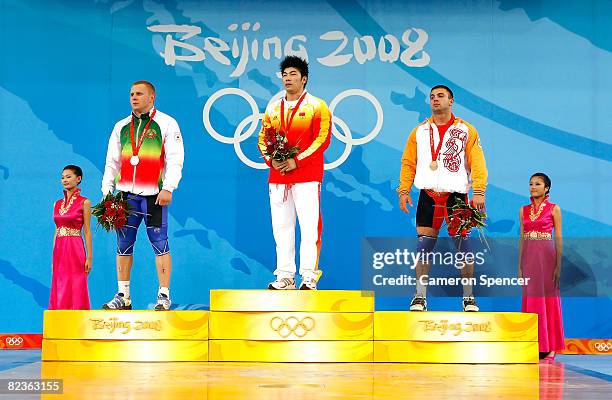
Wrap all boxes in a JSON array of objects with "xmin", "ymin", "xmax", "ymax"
[
  {"xmin": 447, "ymin": 198, "xmax": 487, "ymax": 238},
  {"xmin": 262, "ymin": 121, "xmax": 300, "ymax": 162},
  {"xmin": 92, "ymin": 192, "xmax": 133, "ymax": 232}
]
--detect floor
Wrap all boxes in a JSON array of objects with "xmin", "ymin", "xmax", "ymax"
[{"xmin": 0, "ymin": 351, "xmax": 610, "ymax": 399}]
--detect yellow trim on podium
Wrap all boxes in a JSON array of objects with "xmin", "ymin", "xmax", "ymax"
[
  {"xmin": 43, "ymin": 310, "xmax": 209, "ymax": 340},
  {"xmin": 374, "ymin": 312, "xmax": 538, "ymax": 342},
  {"xmin": 42, "ymin": 339, "xmax": 208, "ymax": 362},
  {"xmin": 210, "ymin": 312, "xmax": 373, "ymax": 340},
  {"xmin": 210, "ymin": 290, "xmax": 374, "ymax": 312},
  {"xmin": 209, "ymin": 340, "xmax": 373, "ymax": 362},
  {"xmin": 374, "ymin": 341, "xmax": 539, "ymax": 363}
]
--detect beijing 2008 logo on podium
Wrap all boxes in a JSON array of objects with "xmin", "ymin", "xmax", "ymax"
[{"xmin": 203, "ymin": 88, "xmax": 383, "ymax": 170}]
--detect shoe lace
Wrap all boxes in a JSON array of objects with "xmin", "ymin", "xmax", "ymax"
[
  {"xmin": 157, "ymin": 293, "xmax": 170, "ymax": 307},
  {"xmin": 280, "ymin": 278, "xmax": 294, "ymax": 286},
  {"xmin": 109, "ymin": 294, "xmax": 124, "ymax": 308}
]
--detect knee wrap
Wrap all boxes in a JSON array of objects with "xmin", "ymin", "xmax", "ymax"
[
  {"xmin": 117, "ymin": 226, "xmax": 137, "ymax": 256},
  {"xmin": 147, "ymin": 226, "xmax": 169, "ymax": 256},
  {"xmin": 416, "ymin": 235, "xmax": 437, "ymax": 254},
  {"xmin": 452, "ymin": 235, "xmax": 474, "ymax": 253}
]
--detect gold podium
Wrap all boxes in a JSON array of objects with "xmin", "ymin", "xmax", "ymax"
[
  {"xmin": 41, "ymin": 297, "xmax": 538, "ymax": 363},
  {"xmin": 374, "ymin": 312, "xmax": 539, "ymax": 363},
  {"xmin": 208, "ymin": 290, "xmax": 374, "ymax": 362},
  {"xmin": 41, "ymin": 310, "xmax": 209, "ymax": 361}
]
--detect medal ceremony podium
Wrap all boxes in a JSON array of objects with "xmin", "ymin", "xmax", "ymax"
[
  {"xmin": 42, "ymin": 310, "xmax": 209, "ymax": 361},
  {"xmin": 42, "ymin": 291, "xmax": 538, "ymax": 363}
]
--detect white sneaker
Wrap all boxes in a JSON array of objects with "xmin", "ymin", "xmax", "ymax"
[
  {"xmin": 102, "ymin": 293, "xmax": 132, "ymax": 310},
  {"xmin": 299, "ymin": 276, "xmax": 317, "ymax": 290},
  {"xmin": 154, "ymin": 293, "xmax": 171, "ymax": 311},
  {"xmin": 268, "ymin": 277, "xmax": 296, "ymax": 290}
]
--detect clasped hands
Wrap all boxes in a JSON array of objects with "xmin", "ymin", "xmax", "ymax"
[{"xmin": 272, "ymin": 159, "xmax": 297, "ymax": 175}]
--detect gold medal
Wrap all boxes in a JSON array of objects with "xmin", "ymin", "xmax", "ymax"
[{"xmin": 430, "ymin": 160, "xmax": 438, "ymax": 170}]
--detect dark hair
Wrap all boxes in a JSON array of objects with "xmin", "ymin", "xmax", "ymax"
[
  {"xmin": 63, "ymin": 165, "xmax": 83, "ymax": 185},
  {"xmin": 280, "ymin": 56, "xmax": 309, "ymax": 84},
  {"xmin": 530, "ymin": 172, "xmax": 551, "ymax": 194},
  {"xmin": 132, "ymin": 80, "xmax": 156, "ymax": 94},
  {"xmin": 431, "ymin": 85, "xmax": 454, "ymax": 99}
]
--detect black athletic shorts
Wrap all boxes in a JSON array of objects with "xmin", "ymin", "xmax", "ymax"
[{"xmin": 416, "ymin": 189, "xmax": 467, "ymax": 229}]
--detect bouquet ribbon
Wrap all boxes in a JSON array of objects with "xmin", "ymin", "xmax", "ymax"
[{"xmin": 425, "ymin": 189, "xmax": 452, "ymax": 230}]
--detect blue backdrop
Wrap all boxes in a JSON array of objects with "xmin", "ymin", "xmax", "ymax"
[{"xmin": 0, "ymin": 0, "xmax": 610, "ymax": 337}]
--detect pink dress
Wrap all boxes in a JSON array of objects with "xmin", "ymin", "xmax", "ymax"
[
  {"xmin": 49, "ymin": 189, "xmax": 90, "ymax": 310},
  {"xmin": 521, "ymin": 196, "xmax": 564, "ymax": 352}
]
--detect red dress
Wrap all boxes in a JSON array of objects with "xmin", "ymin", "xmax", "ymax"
[
  {"xmin": 49, "ymin": 189, "xmax": 90, "ymax": 310},
  {"xmin": 521, "ymin": 196, "xmax": 564, "ymax": 352}
]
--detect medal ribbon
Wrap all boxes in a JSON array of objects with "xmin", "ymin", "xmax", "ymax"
[
  {"xmin": 130, "ymin": 108, "xmax": 157, "ymax": 157},
  {"xmin": 429, "ymin": 116, "xmax": 456, "ymax": 164},
  {"xmin": 429, "ymin": 124, "xmax": 445, "ymax": 164},
  {"xmin": 280, "ymin": 91, "xmax": 307, "ymax": 134}
]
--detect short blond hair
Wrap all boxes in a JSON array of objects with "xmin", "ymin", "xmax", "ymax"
[{"xmin": 132, "ymin": 80, "xmax": 156, "ymax": 94}]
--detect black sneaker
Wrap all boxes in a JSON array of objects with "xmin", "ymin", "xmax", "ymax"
[
  {"xmin": 462, "ymin": 296, "xmax": 479, "ymax": 312},
  {"xmin": 102, "ymin": 293, "xmax": 132, "ymax": 310},
  {"xmin": 409, "ymin": 295, "xmax": 427, "ymax": 311}
]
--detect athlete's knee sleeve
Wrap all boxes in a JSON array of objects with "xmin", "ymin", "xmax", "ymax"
[
  {"xmin": 147, "ymin": 226, "xmax": 169, "ymax": 256},
  {"xmin": 452, "ymin": 235, "xmax": 474, "ymax": 253},
  {"xmin": 416, "ymin": 235, "xmax": 437, "ymax": 254},
  {"xmin": 117, "ymin": 226, "xmax": 137, "ymax": 256}
]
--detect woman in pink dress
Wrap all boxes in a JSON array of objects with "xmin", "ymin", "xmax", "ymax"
[
  {"xmin": 519, "ymin": 173, "xmax": 564, "ymax": 360},
  {"xmin": 49, "ymin": 165, "xmax": 92, "ymax": 310}
]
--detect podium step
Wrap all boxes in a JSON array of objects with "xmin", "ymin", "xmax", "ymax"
[
  {"xmin": 210, "ymin": 290, "xmax": 374, "ymax": 312},
  {"xmin": 374, "ymin": 312, "xmax": 538, "ymax": 363},
  {"xmin": 374, "ymin": 341, "xmax": 539, "ymax": 363},
  {"xmin": 42, "ymin": 310, "xmax": 209, "ymax": 361},
  {"xmin": 210, "ymin": 311, "xmax": 373, "ymax": 341},
  {"xmin": 209, "ymin": 340, "xmax": 373, "ymax": 362},
  {"xmin": 43, "ymin": 310, "xmax": 209, "ymax": 340},
  {"xmin": 42, "ymin": 339, "xmax": 208, "ymax": 362},
  {"xmin": 374, "ymin": 312, "xmax": 538, "ymax": 341},
  {"xmin": 209, "ymin": 290, "xmax": 374, "ymax": 361}
]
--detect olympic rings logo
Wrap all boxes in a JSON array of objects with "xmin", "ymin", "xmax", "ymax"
[
  {"xmin": 269, "ymin": 316, "xmax": 315, "ymax": 338},
  {"xmin": 4, "ymin": 336, "xmax": 23, "ymax": 346},
  {"xmin": 203, "ymin": 88, "xmax": 383, "ymax": 170},
  {"xmin": 594, "ymin": 342, "xmax": 611, "ymax": 352}
]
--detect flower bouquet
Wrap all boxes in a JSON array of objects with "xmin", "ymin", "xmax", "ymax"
[
  {"xmin": 447, "ymin": 198, "xmax": 487, "ymax": 238},
  {"xmin": 262, "ymin": 121, "xmax": 300, "ymax": 162},
  {"xmin": 92, "ymin": 192, "xmax": 133, "ymax": 232}
]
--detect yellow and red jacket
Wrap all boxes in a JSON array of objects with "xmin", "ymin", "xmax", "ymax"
[
  {"xmin": 398, "ymin": 116, "xmax": 487, "ymax": 196},
  {"xmin": 257, "ymin": 92, "xmax": 332, "ymax": 184}
]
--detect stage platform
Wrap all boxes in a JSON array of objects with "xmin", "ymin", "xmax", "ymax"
[
  {"xmin": 42, "ymin": 291, "xmax": 538, "ymax": 363},
  {"xmin": 3, "ymin": 351, "xmax": 609, "ymax": 400}
]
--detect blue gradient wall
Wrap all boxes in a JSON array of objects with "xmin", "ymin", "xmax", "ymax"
[{"xmin": 0, "ymin": 0, "xmax": 610, "ymax": 337}]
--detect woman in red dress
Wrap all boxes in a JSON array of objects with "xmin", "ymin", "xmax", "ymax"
[
  {"xmin": 519, "ymin": 173, "xmax": 564, "ymax": 360},
  {"xmin": 49, "ymin": 165, "xmax": 92, "ymax": 310}
]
